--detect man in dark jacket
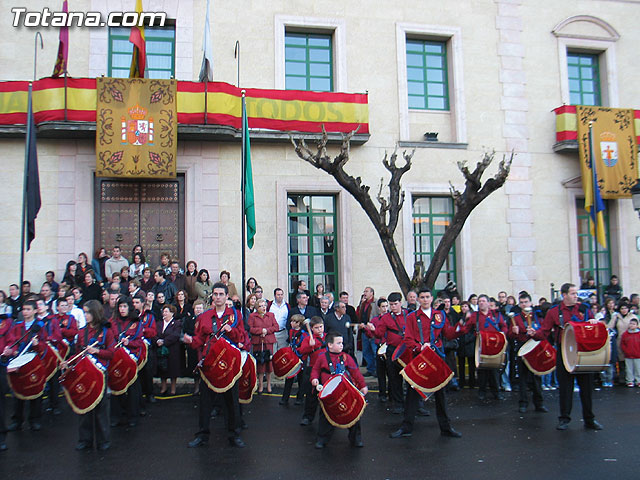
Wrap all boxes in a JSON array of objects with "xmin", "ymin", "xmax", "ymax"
[{"xmin": 324, "ymin": 301, "xmax": 356, "ymax": 360}]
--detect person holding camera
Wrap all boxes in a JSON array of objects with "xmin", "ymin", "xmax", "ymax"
[{"xmin": 249, "ymin": 299, "xmax": 279, "ymax": 393}]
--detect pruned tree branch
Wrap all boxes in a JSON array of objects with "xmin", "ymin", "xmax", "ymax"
[{"xmin": 291, "ymin": 125, "xmax": 513, "ymax": 296}]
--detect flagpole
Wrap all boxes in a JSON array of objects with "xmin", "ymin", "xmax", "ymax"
[
  {"xmin": 234, "ymin": 41, "xmax": 240, "ymax": 87},
  {"xmin": 588, "ymin": 121, "xmax": 601, "ymax": 300},
  {"xmin": 241, "ymin": 91, "xmax": 247, "ymax": 311},
  {"xmin": 21, "ymin": 32, "xmax": 44, "ymax": 288}
]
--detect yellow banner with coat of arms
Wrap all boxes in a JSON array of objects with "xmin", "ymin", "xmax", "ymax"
[
  {"xmin": 96, "ymin": 78, "xmax": 177, "ymax": 178},
  {"xmin": 576, "ymin": 106, "xmax": 638, "ymax": 199}
]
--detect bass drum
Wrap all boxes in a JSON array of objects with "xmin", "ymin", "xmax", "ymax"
[
  {"xmin": 60, "ymin": 356, "xmax": 106, "ymax": 414},
  {"xmin": 199, "ymin": 337, "xmax": 242, "ymax": 393},
  {"xmin": 400, "ymin": 346, "xmax": 453, "ymax": 393},
  {"xmin": 318, "ymin": 374, "xmax": 366, "ymax": 429},
  {"xmin": 475, "ymin": 331, "xmax": 507, "ymax": 369},
  {"xmin": 562, "ymin": 321, "xmax": 610, "ymax": 373},
  {"xmin": 518, "ymin": 339, "xmax": 556, "ymax": 376},
  {"xmin": 238, "ymin": 351, "xmax": 258, "ymax": 404}
]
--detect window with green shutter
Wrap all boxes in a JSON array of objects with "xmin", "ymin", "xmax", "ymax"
[
  {"xmin": 288, "ymin": 194, "xmax": 338, "ymax": 298},
  {"xmin": 406, "ymin": 39, "xmax": 449, "ymax": 110},
  {"xmin": 412, "ymin": 196, "xmax": 456, "ymax": 291},
  {"xmin": 108, "ymin": 26, "xmax": 175, "ymax": 79},
  {"xmin": 285, "ymin": 32, "xmax": 333, "ymax": 92},
  {"xmin": 576, "ymin": 198, "xmax": 611, "ymax": 287},
  {"xmin": 568, "ymin": 53, "xmax": 601, "ymax": 106}
]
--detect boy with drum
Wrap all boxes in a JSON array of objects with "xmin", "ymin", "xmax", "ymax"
[{"xmin": 311, "ymin": 331, "xmax": 367, "ymax": 449}]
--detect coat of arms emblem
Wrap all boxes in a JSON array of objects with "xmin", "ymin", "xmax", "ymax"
[
  {"xmin": 121, "ymin": 104, "xmax": 154, "ymax": 146},
  {"xmin": 599, "ymin": 131, "xmax": 618, "ymax": 167}
]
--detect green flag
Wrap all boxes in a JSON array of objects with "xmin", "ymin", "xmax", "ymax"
[{"xmin": 243, "ymin": 99, "xmax": 256, "ymax": 249}]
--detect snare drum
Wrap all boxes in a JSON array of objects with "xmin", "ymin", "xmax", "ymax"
[
  {"xmin": 318, "ymin": 374, "xmax": 366, "ymax": 429},
  {"xmin": 7, "ymin": 352, "xmax": 47, "ymax": 400},
  {"xmin": 41, "ymin": 342, "xmax": 62, "ymax": 382},
  {"xmin": 199, "ymin": 337, "xmax": 243, "ymax": 393},
  {"xmin": 400, "ymin": 347, "xmax": 453, "ymax": 393},
  {"xmin": 562, "ymin": 321, "xmax": 611, "ymax": 373},
  {"xmin": 272, "ymin": 347, "xmax": 302, "ymax": 379},
  {"xmin": 475, "ymin": 331, "xmax": 507, "ymax": 369},
  {"xmin": 391, "ymin": 343, "xmax": 414, "ymax": 368},
  {"xmin": 238, "ymin": 351, "xmax": 258, "ymax": 404},
  {"xmin": 107, "ymin": 347, "xmax": 138, "ymax": 395},
  {"xmin": 60, "ymin": 355, "xmax": 106, "ymax": 414},
  {"xmin": 517, "ymin": 339, "xmax": 556, "ymax": 376}
]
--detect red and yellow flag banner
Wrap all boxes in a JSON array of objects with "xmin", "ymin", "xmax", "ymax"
[
  {"xmin": 96, "ymin": 78, "xmax": 177, "ymax": 178},
  {"xmin": 555, "ymin": 105, "xmax": 640, "ymax": 145},
  {"xmin": 576, "ymin": 106, "xmax": 638, "ymax": 199},
  {"xmin": 0, "ymin": 78, "xmax": 369, "ymax": 135}
]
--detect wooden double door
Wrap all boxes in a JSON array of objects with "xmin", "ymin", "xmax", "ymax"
[{"xmin": 94, "ymin": 176, "xmax": 185, "ymax": 269}]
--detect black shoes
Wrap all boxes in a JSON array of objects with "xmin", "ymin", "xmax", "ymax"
[
  {"xmin": 389, "ymin": 428, "xmax": 412, "ymax": 438},
  {"xmin": 535, "ymin": 406, "xmax": 549, "ymax": 413},
  {"xmin": 518, "ymin": 406, "xmax": 527, "ymax": 414},
  {"xmin": 300, "ymin": 417, "xmax": 311, "ymax": 426},
  {"xmin": 279, "ymin": 399, "xmax": 288, "ymax": 406},
  {"xmin": 556, "ymin": 420, "xmax": 570, "ymax": 431},
  {"xmin": 477, "ymin": 392, "xmax": 486, "ymax": 401},
  {"xmin": 229, "ymin": 437, "xmax": 246, "ymax": 448},
  {"xmin": 98, "ymin": 442, "xmax": 111, "ymax": 451},
  {"xmin": 585, "ymin": 420, "xmax": 603, "ymax": 430},
  {"xmin": 294, "ymin": 399, "xmax": 303, "ymax": 406},
  {"xmin": 188, "ymin": 437, "xmax": 208, "ymax": 448},
  {"xmin": 315, "ymin": 441, "xmax": 326, "ymax": 449},
  {"xmin": 417, "ymin": 407, "xmax": 430, "ymax": 416},
  {"xmin": 391, "ymin": 407, "xmax": 403, "ymax": 415},
  {"xmin": 148, "ymin": 395, "xmax": 157, "ymax": 404},
  {"xmin": 379, "ymin": 395, "xmax": 388, "ymax": 403},
  {"xmin": 30, "ymin": 422, "xmax": 42, "ymax": 431},
  {"xmin": 7, "ymin": 422, "xmax": 21, "ymax": 432},
  {"xmin": 75, "ymin": 442, "xmax": 91, "ymax": 451},
  {"xmin": 494, "ymin": 393, "xmax": 505, "ymax": 401},
  {"xmin": 0, "ymin": 442, "xmax": 7, "ymax": 452},
  {"xmin": 440, "ymin": 428, "xmax": 462, "ymax": 438},
  {"xmin": 350, "ymin": 440, "xmax": 364, "ymax": 448}
]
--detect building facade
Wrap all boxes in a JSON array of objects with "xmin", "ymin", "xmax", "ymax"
[{"xmin": 0, "ymin": 0, "xmax": 639, "ymax": 301}]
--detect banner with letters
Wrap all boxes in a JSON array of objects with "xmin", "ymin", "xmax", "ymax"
[
  {"xmin": 576, "ymin": 106, "xmax": 638, "ymax": 199},
  {"xmin": 96, "ymin": 78, "xmax": 177, "ymax": 178}
]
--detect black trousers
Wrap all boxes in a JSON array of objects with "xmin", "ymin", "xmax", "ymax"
[
  {"xmin": 196, "ymin": 383, "xmax": 240, "ymax": 440},
  {"xmin": 139, "ymin": 355, "xmax": 154, "ymax": 402},
  {"xmin": 12, "ymin": 397, "xmax": 42, "ymax": 425},
  {"xmin": 401, "ymin": 386, "xmax": 451, "ymax": 433},
  {"xmin": 557, "ymin": 350, "xmax": 594, "ymax": 423},
  {"xmin": 478, "ymin": 368, "xmax": 500, "ymax": 394},
  {"xmin": 0, "ymin": 367, "xmax": 7, "ymax": 442},
  {"xmin": 517, "ymin": 358, "xmax": 543, "ymax": 408},
  {"xmin": 111, "ymin": 378, "xmax": 141, "ymax": 422},
  {"xmin": 282, "ymin": 369, "xmax": 304, "ymax": 403},
  {"xmin": 302, "ymin": 368, "xmax": 319, "ymax": 421},
  {"xmin": 79, "ymin": 390, "xmax": 110, "ymax": 447},
  {"xmin": 458, "ymin": 355, "xmax": 476, "ymax": 388},
  {"xmin": 385, "ymin": 346, "xmax": 404, "ymax": 405},
  {"xmin": 46, "ymin": 371, "xmax": 61, "ymax": 409},
  {"xmin": 317, "ymin": 410, "xmax": 362, "ymax": 445},
  {"xmin": 376, "ymin": 354, "xmax": 388, "ymax": 397}
]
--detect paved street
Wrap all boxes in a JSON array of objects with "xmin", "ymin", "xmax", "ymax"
[{"xmin": 2, "ymin": 385, "xmax": 638, "ymax": 480}]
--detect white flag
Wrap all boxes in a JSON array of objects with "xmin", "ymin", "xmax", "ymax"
[{"xmin": 198, "ymin": 0, "xmax": 214, "ymax": 82}]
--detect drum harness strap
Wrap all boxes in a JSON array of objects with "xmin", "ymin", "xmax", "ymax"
[
  {"xmin": 84, "ymin": 325, "xmax": 109, "ymax": 364},
  {"xmin": 323, "ymin": 349, "xmax": 347, "ymax": 378},
  {"xmin": 202, "ymin": 307, "xmax": 241, "ymax": 359},
  {"xmin": 387, "ymin": 311, "xmax": 407, "ymax": 339},
  {"xmin": 557, "ymin": 304, "xmax": 587, "ymax": 344},
  {"xmin": 16, "ymin": 320, "xmax": 44, "ymax": 355},
  {"xmin": 481, "ymin": 311, "xmax": 503, "ymax": 332},
  {"xmin": 416, "ymin": 311, "xmax": 445, "ymax": 359}
]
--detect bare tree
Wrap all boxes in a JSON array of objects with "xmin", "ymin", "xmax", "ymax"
[{"xmin": 291, "ymin": 128, "xmax": 512, "ymax": 296}]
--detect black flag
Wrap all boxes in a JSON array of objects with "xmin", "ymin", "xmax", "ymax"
[{"xmin": 25, "ymin": 97, "xmax": 41, "ymax": 251}]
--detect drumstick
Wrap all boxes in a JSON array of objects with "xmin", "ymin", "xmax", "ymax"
[
  {"xmin": 8, "ymin": 336, "xmax": 36, "ymax": 362},
  {"xmin": 64, "ymin": 341, "xmax": 99, "ymax": 366},
  {"xmin": 303, "ymin": 318, "xmax": 313, "ymax": 338}
]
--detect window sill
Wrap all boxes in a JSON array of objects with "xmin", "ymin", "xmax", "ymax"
[{"xmin": 398, "ymin": 141, "xmax": 467, "ymax": 149}]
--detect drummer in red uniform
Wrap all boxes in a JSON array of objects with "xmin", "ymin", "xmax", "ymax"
[
  {"xmin": 71, "ymin": 299, "xmax": 115, "ymax": 451},
  {"xmin": 367, "ymin": 292, "xmax": 407, "ymax": 414},
  {"xmin": 41, "ymin": 299, "xmax": 64, "ymax": 415},
  {"xmin": 533, "ymin": 283, "xmax": 603, "ymax": 431},
  {"xmin": 0, "ymin": 313, "xmax": 14, "ymax": 451},
  {"xmin": 311, "ymin": 331, "xmax": 367, "ymax": 448},
  {"xmin": 7, "ymin": 299, "xmax": 46, "ymax": 432},
  {"xmin": 110, "ymin": 296, "xmax": 144, "ymax": 428},
  {"xmin": 390, "ymin": 287, "xmax": 462, "ymax": 439},
  {"xmin": 183, "ymin": 282, "xmax": 247, "ymax": 448},
  {"xmin": 298, "ymin": 316, "xmax": 326, "ymax": 426},
  {"xmin": 460, "ymin": 294, "xmax": 508, "ymax": 401},
  {"xmin": 508, "ymin": 292, "xmax": 548, "ymax": 414}
]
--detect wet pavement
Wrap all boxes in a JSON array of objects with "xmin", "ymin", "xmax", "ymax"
[{"xmin": 1, "ymin": 384, "xmax": 638, "ymax": 480}]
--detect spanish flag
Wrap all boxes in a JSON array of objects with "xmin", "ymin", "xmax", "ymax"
[
  {"xmin": 52, "ymin": 0, "xmax": 69, "ymax": 77},
  {"xmin": 584, "ymin": 125, "xmax": 607, "ymax": 249},
  {"xmin": 129, "ymin": 0, "xmax": 146, "ymax": 78}
]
